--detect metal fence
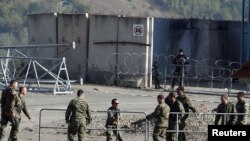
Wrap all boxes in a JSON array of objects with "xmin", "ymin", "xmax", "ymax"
[
  {"xmin": 39, "ymin": 108, "xmax": 148, "ymax": 141},
  {"xmin": 0, "ymin": 44, "xmax": 73, "ymax": 94},
  {"xmin": 38, "ymin": 108, "xmax": 250, "ymax": 141}
]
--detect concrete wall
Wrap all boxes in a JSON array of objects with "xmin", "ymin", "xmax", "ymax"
[
  {"xmin": 28, "ymin": 14, "xmax": 57, "ymax": 58},
  {"xmin": 87, "ymin": 15, "xmax": 117, "ymax": 85},
  {"xmin": 87, "ymin": 15, "xmax": 152, "ymax": 87},
  {"xmin": 28, "ymin": 13, "xmax": 88, "ymax": 80},
  {"xmin": 153, "ymin": 18, "xmax": 245, "ymax": 76},
  {"xmin": 153, "ymin": 18, "xmax": 244, "ymax": 62},
  {"xmin": 57, "ymin": 14, "xmax": 88, "ymax": 79},
  {"xmin": 28, "ymin": 14, "xmax": 245, "ymax": 87}
]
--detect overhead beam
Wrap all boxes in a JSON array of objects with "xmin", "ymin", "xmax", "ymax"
[{"xmin": 0, "ymin": 43, "xmax": 74, "ymax": 49}]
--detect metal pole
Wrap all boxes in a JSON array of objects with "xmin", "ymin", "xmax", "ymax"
[
  {"xmin": 24, "ymin": 59, "xmax": 32, "ymax": 85},
  {"xmin": 145, "ymin": 118, "xmax": 147, "ymax": 141},
  {"xmin": 62, "ymin": 57, "xmax": 71, "ymax": 90},
  {"xmin": 32, "ymin": 61, "xmax": 41, "ymax": 88},
  {"xmin": 0, "ymin": 61, "xmax": 8, "ymax": 86},
  {"xmin": 116, "ymin": 117, "xmax": 118, "ymax": 141},
  {"xmin": 39, "ymin": 109, "xmax": 42, "ymax": 141},
  {"xmin": 0, "ymin": 44, "xmax": 71, "ymax": 49},
  {"xmin": 241, "ymin": 0, "xmax": 245, "ymax": 63},
  {"xmin": 146, "ymin": 120, "xmax": 149, "ymax": 141},
  {"xmin": 114, "ymin": 16, "xmax": 119, "ymax": 86},
  {"xmin": 176, "ymin": 113, "xmax": 179, "ymax": 140},
  {"xmin": 224, "ymin": 114, "xmax": 226, "ymax": 125},
  {"xmin": 4, "ymin": 49, "xmax": 10, "ymax": 78}
]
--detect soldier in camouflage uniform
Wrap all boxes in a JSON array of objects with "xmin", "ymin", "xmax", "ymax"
[
  {"xmin": 236, "ymin": 92, "xmax": 248, "ymax": 125},
  {"xmin": 65, "ymin": 89, "xmax": 91, "ymax": 141},
  {"xmin": 105, "ymin": 99, "xmax": 123, "ymax": 141},
  {"xmin": 9, "ymin": 86, "xmax": 34, "ymax": 141},
  {"xmin": 146, "ymin": 94, "xmax": 170, "ymax": 141},
  {"xmin": 0, "ymin": 80, "xmax": 19, "ymax": 141},
  {"xmin": 166, "ymin": 92, "xmax": 184, "ymax": 141},
  {"xmin": 176, "ymin": 86, "xmax": 196, "ymax": 141},
  {"xmin": 214, "ymin": 94, "xmax": 236, "ymax": 125}
]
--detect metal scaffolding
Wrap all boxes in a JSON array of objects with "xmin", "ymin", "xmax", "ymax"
[{"xmin": 0, "ymin": 43, "xmax": 74, "ymax": 95}]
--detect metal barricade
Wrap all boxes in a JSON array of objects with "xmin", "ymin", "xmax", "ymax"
[
  {"xmin": 39, "ymin": 108, "xmax": 148, "ymax": 141},
  {"xmin": 39, "ymin": 108, "xmax": 250, "ymax": 141},
  {"xmin": 163, "ymin": 112, "xmax": 250, "ymax": 141}
]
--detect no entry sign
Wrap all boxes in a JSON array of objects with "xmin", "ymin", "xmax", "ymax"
[{"xmin": 133, "ymin": 24, "xmax": 144, "ymax": 36}]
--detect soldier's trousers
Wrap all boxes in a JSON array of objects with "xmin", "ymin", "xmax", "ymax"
[
  {"xmin": 179, "ymin": 121, "xmax": 187, "ymax": 141},
  {"xmin": 153, "ymin": 74, "xmax": 161, "ymax": 89},
  {"xmin": 106, "ymin": 125, "xmax": 123, "ymax": 141},
  {"xmin": 153, "ymin": 126, "xmax": 167, "ymax": 141},
  {"xmin": 68, "ymin": 119, "xmax": 86, "ymax": 141},
  {"xmin": 167, "ymin": 122, "xmax": 177, "ymax": 141},
  {"xmin": 0, "ymin": 114, "xmax": 20, "ymax": 141},
  {"xmin": 167, "ymin": 122, "xmax": 186, "ymax": 141},
  {"xmin": 171, "ymin": 72, "xmax": 182, "ymax": 88}
]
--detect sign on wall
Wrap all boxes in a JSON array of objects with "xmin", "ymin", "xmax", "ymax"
[{"xmin": 133, "ymin": 24, "xmax": 144, "ymax": 36}]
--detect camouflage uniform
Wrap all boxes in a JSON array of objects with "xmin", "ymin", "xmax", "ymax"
[
  {"xmin": 0, "ymin": 87, "xmax": 18, "ymax": 141},
  {"xmin": 105, "ymin": 107, "xmax": 123, "ymax": 141},
  {"xmin": 176, "ymin": 95, "xmax": 196, "ymax": 141},
  {"xmin": 146, "ymin": 103, "xmax": 170, "ymax": 141},
  {"xmin": 214, "ymin": 102, "xmax": 236, "ymax": 125},
  {"xmin": 65, "ymin": 97, "xmax": 91, "ymax": 141},
  {"xmin": 236, "ymin": 101, "xmax": 249, "ymax": 125},
  {"xmin": 167, "ymin": 100, "xmax": 184, "ymax": 141}
]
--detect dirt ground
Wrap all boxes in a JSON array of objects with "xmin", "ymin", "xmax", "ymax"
[{"xmin": 1, "ymin": 84, "xmax": 250, "ymax": 141}]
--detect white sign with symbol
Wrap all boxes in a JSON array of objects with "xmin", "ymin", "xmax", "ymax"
[{"xmin": 133, "ymin": 24, "xmax": 144, "ymax": 36}]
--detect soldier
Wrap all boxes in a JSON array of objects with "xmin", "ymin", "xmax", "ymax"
[
  {"xmin": 236, "ymin": 92, "xmax": 248, "ymax": 125},
  {"xmin": 152, "ymin": 62, "xmax": 162, "ymax": 89},
  {"xmin": 171, "ymin": 49, "xmax": 189, "ymax": 90},
  {"xmin": 9, "ymin": 86, "xmax": 34, "ymax": 141},
  {"xmin": 65, "ymin": 89, "xmax": 91, "ymax": 141},
  {"xmin": 176, "ymin": 86, "xmax": 196, "ymax": 141},
  {"xmin": 167, "ymin": 92, "xmax": 184, "ymax": 141},
  {"xmin": 0, "ymin": 80, "xmax": 19, "ymax": 141},
  {"xmin": 214, "ymin": 94, "xmax": 236, "ymax": 125},
  {"xmin": 165, "ymin": 94, "xmax": 171, "ymax": 107},
  {"xmin": 146, "ymin": 94, "xmax": 170, "ymax": 141},
  {"xmin": 105, "ymin": 99, "xmax": 123, "ymax": 141}
]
